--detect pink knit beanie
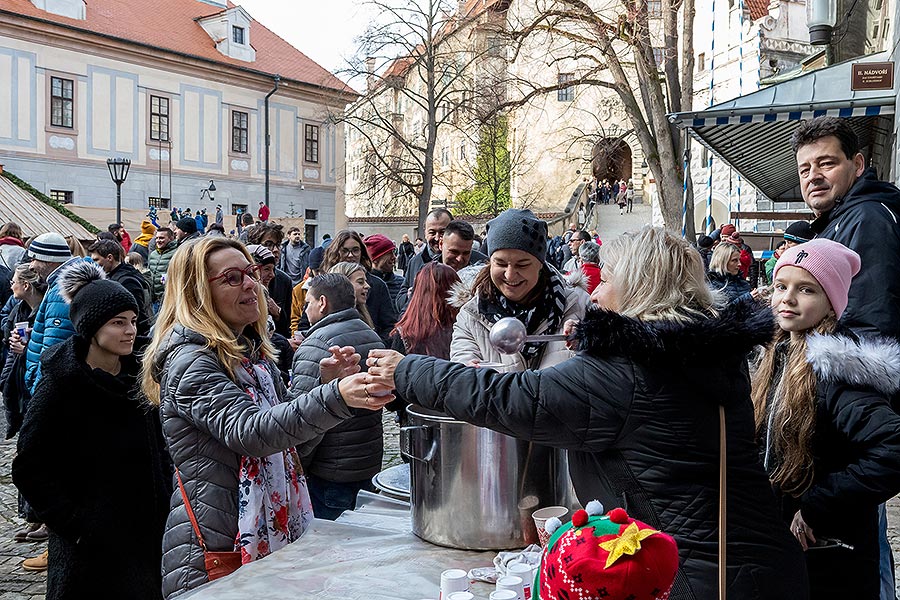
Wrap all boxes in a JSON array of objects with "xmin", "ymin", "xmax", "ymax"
[{"xmin": 773, "ymin": 239, "xmax": 861, "ymax": 318}]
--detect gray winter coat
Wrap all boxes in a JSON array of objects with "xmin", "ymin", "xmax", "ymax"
[
  {"xmin": 154, "ymin": 325, "xmax": 355, "ymax": 599},
  {"xmin": 290, "ymin": 308, "xmax": 385, "ymax": 482}
]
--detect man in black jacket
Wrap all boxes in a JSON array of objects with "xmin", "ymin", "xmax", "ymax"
[
  {"xmin": 398, "ymin": 208, "xmax": 451, "ymax": 303},
  {"xmin": 791, "ymin": 115, "xmax": 900, "ymax": 600},
  {"xmin": 290, "ymin": 273, "xmax": 384, "ymax": 520},
  {"xmin": 792, "ymin": 116, "xmax": 900, "ymax": 340},
  {"xmin": 88, "ymin": 239, "xmax": 152, "ymax": 336}
]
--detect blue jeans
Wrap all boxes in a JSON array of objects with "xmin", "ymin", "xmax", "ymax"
[
  {"xmin": 880, "ymin": 504, "xmax": 896, "ymax": 600},
  {"xmin": 305, "ymin": 474, "xmax": 372, "ymax": 521}
]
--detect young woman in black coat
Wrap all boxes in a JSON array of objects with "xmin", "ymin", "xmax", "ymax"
[
  {"xmin": 754, "ymin": 239, "xmax": 900, "ymax": 599},
  {"xmin": 367, "ymin": 227, "xmax": 808, "ymax": 600},
  {"xmin": 12, "ymin": 262, "xmax": 171, "ymax": 600}
]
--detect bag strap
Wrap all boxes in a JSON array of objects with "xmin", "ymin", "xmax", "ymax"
[
  {"xmin": 176, "ymin": 468, "xmax": 209, "ymax": 553},
  {"xmin": 719, "ymin": 405, "xmax": 727, "ymax": 600}
]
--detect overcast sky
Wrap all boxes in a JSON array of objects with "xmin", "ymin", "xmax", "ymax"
[{"xmin": 237, "ymin": 0, "xmax": 369, "ymax": 89}]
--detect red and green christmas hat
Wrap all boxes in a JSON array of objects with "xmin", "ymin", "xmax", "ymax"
[{"xmin": 536, "ymin": 500, "xmax": 679, "ymax": 600}]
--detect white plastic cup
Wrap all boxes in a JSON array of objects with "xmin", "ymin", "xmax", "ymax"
[
  {"xmin": 532, "ymin": 506, "xmax": 569, "ymax": 547},
  {"xmin": 440, "ymin": 569, "xmax": 469, "ymax": 600},
  {"xmin": 496, "ymin": 575, "xmax": 526, "ymax": 600},
  {"xmin": 490, "ymin": 591, "xmax": 519, "ymax": 600},
  {"xmin": 507, "ymin": 563, "xmax": 535, "ymax": 600},
  {"xmin": 447, "ymin": 593, "xmax": 474, "ymax": 600}
]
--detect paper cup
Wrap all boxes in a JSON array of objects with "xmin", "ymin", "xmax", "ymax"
[
  {"xmin": 532, "ymin": 506, "xmax": 569, "ymax": 547},
  {"xmin": 496, "ymin": 575, "xmax": 525, "ymax": 600},
  {"xmin": 490, "ymin": 591, "xmax": 519, "ymax": 600},
  {"xmin": 507, "ymin": 563, "xmax": 535, "ymax": 600},
  {"xmin": 447, "ymin": 593, "xmax": 474, "ymax": 600},
  {"xmin": 440, "ymin": 569, "xmax": 469, "ymax": 600}
]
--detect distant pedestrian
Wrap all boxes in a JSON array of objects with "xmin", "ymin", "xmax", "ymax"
[
  {"xmin": 626, "ymin": 181, "xmax": 635, "ymax": 213},
  {"xmin": 397, "ymin": 234, "xmax": 415, "ymax": 275},
  {"xmin": 215, "ymin": 204, "xmax": 224, "ymax": 227},
  {"xmin": 0, "ymin": 222, "xmax": 26, "ymax": 269},
  {"xmin": 258, "ymin": 201, "xmax": 270, "ymax": 222}
]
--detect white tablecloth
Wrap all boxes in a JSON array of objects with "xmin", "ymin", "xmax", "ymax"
[{"xmin": 182, "ymin": 492, "xmax": 497, "ymax": 599}]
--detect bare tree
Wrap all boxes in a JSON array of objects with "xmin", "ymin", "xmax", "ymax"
[
  {"xmin": 337, "ymin": 0, "xmax": 507, "ymax": 234},
  {"xmin": 495, "ymin": 0, "xmax": 697, "ymax": 237}
]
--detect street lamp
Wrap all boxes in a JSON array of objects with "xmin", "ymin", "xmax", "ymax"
[
  {"xmin": 200, "ymin": 179, "xmax": 216, "ymax": 202},
  {"xmin": 106, "ymin": 157, "xmax": 131, "ymax": 227}
]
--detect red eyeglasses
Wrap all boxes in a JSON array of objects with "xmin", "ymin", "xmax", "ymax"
[{"xmin": 208, "ymin": 264, "xmax": 261, "ymax": 287}]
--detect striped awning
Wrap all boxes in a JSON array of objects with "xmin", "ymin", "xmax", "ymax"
[{"xmin": 669, "ymin": 52, "xmax": 897, "ymax": 202}]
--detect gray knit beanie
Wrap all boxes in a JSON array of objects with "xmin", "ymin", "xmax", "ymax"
[{"xmin": 485, "ymin": 209, "xmax": 547, "ymax": 262}]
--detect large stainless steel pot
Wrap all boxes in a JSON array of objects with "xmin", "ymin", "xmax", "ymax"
[{"xmin": 401, "ymin": 404, "xmax": 575, "ymax": 550}]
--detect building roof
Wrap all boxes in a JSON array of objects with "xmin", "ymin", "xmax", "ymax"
[
  {"xmin": 746, "ymin": 0, "xmax": 769, "ymax": 21},
  {"xmin": 0, "ymin": 173, "xmax": 95, "ymax": 241},
  {"xmin": 0, "ymin": 0, "xmax": 353, "ymax": 95}
]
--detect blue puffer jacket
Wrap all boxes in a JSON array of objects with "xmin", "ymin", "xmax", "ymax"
[{"xmin": 25, "ymin": 257, "xmax": 85, "ymax": 394}]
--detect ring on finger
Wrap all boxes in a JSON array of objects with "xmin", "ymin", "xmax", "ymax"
[
  {"xmin": 374, "ymin": 357, "xmax": 380, "ymax": 367},
  {"xmin": 365, "ymin": 384, "xmax": 371, "ymax": 398}
]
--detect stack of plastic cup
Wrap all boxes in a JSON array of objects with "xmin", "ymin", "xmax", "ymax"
[
  {"xmin": 507, "ymin": 563, "xmax": 536, "ymax": 600},
  {"xmin": 489, "ymin": 590, "xmax": 518, "ymax": 600},
  {"xmin": 447, "ymin": 593, "xmax": 474, "ymax": 600},
  {"xmin": 440, "ymin": 569, "xmax": 469, "ymax": 600},
  {"xmin": 496, "ymin": 575, "xmax": 526, "ymax": 600}
]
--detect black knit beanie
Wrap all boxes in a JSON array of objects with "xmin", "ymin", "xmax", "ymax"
[
  {"xmin": 485, "ymin": 208, "xmax": 548, "ymax": 262},
  {"xmin": 175, "ymin": 216, "xmax": 198, "ymax": 234},
  {"xmin": 58, "ymin": 261, "xmax": 139, "ymax": 340}
]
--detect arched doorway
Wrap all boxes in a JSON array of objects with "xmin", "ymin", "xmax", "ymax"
[{"xmin": 592, "ymin": 138, "xmax": 633, "ymax": 183}]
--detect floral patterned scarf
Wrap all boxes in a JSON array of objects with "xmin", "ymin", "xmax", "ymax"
[{"xmin": 234, "ymin": 358, "xmax": 314, "ymax": 563}]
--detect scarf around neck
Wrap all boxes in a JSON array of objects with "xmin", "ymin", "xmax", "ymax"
[
  {"xmin": 234, "ymin": 357, "xmax": 314, "ymax": 562},
  {"xmin": 478, "ymin": 268, "xmax": 568, "ymax": 367}
]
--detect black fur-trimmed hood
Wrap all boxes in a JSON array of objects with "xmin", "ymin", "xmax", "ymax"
[
  {"xmin": 807, "ymin": 333, "xmax": 900, "ymax": 396},
  {"xmin": 573, "ymin": 301, "xmax": 775, "ymax": 363}
]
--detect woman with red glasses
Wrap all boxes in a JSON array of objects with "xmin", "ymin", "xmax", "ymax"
[{"xmin": 140, "ymin": 237, "xmax": 393, "ymax": 599}]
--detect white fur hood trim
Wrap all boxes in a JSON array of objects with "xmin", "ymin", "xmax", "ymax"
[{"xmin": 806, "ymin": 333, "xmax": 900, "ymax": 396}]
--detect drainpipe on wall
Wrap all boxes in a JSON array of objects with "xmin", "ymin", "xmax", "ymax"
[{"xmin": 264, "ymin": 75, "xmax": 281, "ymax": 207}]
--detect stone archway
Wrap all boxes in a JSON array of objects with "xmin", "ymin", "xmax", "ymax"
[{"xmin": 591, "ymin": 138, "xmax": 633, "ymax": 183}]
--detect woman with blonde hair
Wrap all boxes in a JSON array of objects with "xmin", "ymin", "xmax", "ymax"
[
  {"xmin": 329, "ymin": 261, "xmax": 375, "ymax": 329},
  {"xmin": 707, "ymin": 242, "xmax": 758, "ymax": 305},
  {"xmin": 753, "ymin": 239, "xmax": 900, "ymax": 599},
  {"xmin": 367, "ymin": 226, "xmax": 807, "ymax": 599},
  {"xmin": 140, "ymin": 237, "xmax": 393, "ymax": 599}
]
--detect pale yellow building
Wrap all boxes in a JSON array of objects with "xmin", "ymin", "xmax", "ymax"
[{"xmin": 0, "ymin": 0, "xmax": 355, "ymax": 240}]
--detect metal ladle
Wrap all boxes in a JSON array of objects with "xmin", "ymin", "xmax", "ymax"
[{"xmin": 488, "ymin": 317, "xmax": 568, "ymax": 355}]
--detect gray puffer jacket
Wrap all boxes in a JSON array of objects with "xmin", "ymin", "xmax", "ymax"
[
  {"xmin": 154, "ymin": 325, "xmax": 354, "ymax": 599},
  {"xmin": 291, "ymin": 308, "xmax": 385, "ymax": 482}
]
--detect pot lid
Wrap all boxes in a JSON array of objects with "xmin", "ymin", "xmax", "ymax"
[
  {"xmin": 372, "ymin": 463, "xmax": 410, "ymax": 499},
  {"xmin": 406, "ymin": 404, "xmax": 465, "ymax": 423}
]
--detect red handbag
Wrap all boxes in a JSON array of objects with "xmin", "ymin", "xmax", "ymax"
[{"xmin": 176, "ymin": 469, "xmax": 242, "ymax": 581}]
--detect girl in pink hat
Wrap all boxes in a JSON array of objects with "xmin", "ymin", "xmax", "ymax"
[{"xmin": 753, "ymin": 238, "xmax": 900, "ymax": 599}]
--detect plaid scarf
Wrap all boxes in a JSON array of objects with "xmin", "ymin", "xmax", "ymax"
[{"xmin": 478, "ymin": 269, "xmax": 568, "ymax": 367}]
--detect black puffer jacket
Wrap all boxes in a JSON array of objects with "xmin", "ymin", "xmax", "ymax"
[
  {"xmin": 13, "ymin": 336, "xmax": 171, "ymax": 600},
  {"xmin": 290, "ymin": 308, "xmax": 385, "ymax": 482},
  {"xmin": 393, "ymin": 303, "xmax": 808, "ymax": 600},
  {"xmin": 763, "ymin": 333, "xmax": 900, "ymax": 599},
  {"xmin": 811, "ymin": 168, "xmax": 900, "ymax": 339},
  {"xmin": 707, "ymin": 270, "xmax": 753, "ymax": 306}
]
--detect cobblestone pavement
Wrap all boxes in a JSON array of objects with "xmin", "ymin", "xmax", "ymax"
[{"xmin": 0, "ymin": 409, "xmax": 46, "ymax": 599}]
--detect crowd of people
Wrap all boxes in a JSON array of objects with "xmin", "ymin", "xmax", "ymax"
[{"xmin": 0, "ymin": 115, "xmax": 896, "ymax": 600}]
